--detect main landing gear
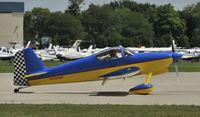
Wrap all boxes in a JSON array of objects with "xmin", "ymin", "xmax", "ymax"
[{"xmin": 129, "ymin": 73, "xmax": 154, "ymax": 95}]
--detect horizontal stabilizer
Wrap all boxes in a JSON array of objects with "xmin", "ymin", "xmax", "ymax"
[{"xmin": 24, "ymin": 72, "xmax": 47, "ymax": 78}]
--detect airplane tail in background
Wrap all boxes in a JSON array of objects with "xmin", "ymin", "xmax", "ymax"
[
  {"xmin": 13, "ymin": 48, "xmax": 45, "ymax": 86},
  {"xmin": 85, "ymin": 45, "xmax": 93, "ymax": 55},
  {"xmin": 72, "ymin": 40, "xmax": 82, "ymax": 49},
  {"xmin": 48, "ymin": 43, "xmax": 53, "ymax": 50}
]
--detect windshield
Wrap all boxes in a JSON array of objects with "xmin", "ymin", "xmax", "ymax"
[
  {"xmin": 95, "ymin": 47, "xmax": 123, "ymax": 60},
  {"xmin": 95, "ymin": 47, "xmax": 134, "ymax": 60},
  {"xmin": 124, "ymin": 48, "xmax": 134, "ymax": 57}
]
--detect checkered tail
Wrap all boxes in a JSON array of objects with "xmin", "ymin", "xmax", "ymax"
[{"xmin": 13, "ymin": 50, "xmax": 29, "ymax": 86}]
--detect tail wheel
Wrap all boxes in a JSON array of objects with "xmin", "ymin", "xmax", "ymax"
[{"xmin": 14, "ymin": 88, "xmax": 19, "ymax": 93}]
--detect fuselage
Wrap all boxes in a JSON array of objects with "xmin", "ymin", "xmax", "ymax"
[{"xmin": 27, "ymin": 49, "xmax": 178, "ymax": 86}]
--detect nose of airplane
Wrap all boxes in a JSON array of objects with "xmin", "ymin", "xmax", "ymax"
[{"xmin": 172, "ymin": 52, "xmax": 182, "ymax": 61}]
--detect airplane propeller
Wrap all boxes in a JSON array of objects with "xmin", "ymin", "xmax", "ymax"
[{"xmin": 171, "ymin": 40, "xmax": 180, "ymax": 79}]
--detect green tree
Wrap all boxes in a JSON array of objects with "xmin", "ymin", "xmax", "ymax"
[
  {"xmin": 95, "ymin": 35, "xmax": 108, "ymax": 48},
  {"xmin": 32, "ymin": 8, "xmax": 51, "ymax": 39},
  {"xmin": 182, "ymin": 3, "xmax": 200, "ymax": 47},
  {"xmin": 81, "ymin": 5, "xmax": 121, "ymax": 47},
  {"xmin": 48, "ymin": 12, "xmax": 85, "ymax": 46},
  {"xmin": 65, "ymin": 0, "xmax": 84, "ymax": 16},
  {"xmin": 116, "ymin": 8, "xmax": 154, "ymax": 47},
  {"xmin": 154, "ymin": 4, "xmax": 189, "ymax": 47},
  {"xmin": 110, "ymin": 0, "xmax": 158, "ymax": 23},
  {"xmin": 24, "ymin": 11, "xmax": 34, "ymax": 42}
]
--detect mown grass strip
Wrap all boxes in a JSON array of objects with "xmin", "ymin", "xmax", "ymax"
[{"xmin": 0, "ymin": 104, "xmax": 200, "ymax": 117}]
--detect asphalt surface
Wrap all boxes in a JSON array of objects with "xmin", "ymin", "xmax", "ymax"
[{"xmin": 0, "ymin": 73, "xmax": 200, "ymax": 105}]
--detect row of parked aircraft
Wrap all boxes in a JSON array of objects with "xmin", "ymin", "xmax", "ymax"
[{"xmin": 0, "ymin": 40, "xmax": 200, "ymax": 61}]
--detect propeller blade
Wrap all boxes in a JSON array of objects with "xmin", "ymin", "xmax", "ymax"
[
  {"xmin": 172, "ymin": 40, "xmax": 175, "ymax": 52},
  {"xmin": 171, "ymin": 39, "xmax": 180, "ymax": 79},
  {"xmin": 174, "ymin": 62, "xmax": 180, "ymax": 79}
]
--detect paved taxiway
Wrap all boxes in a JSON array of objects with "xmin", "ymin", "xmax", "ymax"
[{"xmin": 0, "ymin": 73, "xmax": 200, "ymax": 105}]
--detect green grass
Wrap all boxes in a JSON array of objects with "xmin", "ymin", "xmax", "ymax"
[
  {"xmin": 0, "ymin": 104, "xmax": 200, "ymax": 117},
  {"xmin": 0, "ymin": 60, "xmax": 67, "ymax": 73},
  {"xmin": 0, "ymin": 61, "xmax": 14, "ymax": 73},
  {"xmin": 0, "ymin": 60, "xmax": 199, "ymax": 73},
  {"xmin": 169, "ymin": 61, "xmax": 200, "ymax": 72}
]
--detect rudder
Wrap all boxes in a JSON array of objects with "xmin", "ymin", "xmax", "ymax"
[
  {"xmin": 14, "ymin": 50, "xmax": 28, "ymax": 86},
  {"xmin": 13, "ymin": 48, "xmax": 45, "ymax": 86}
]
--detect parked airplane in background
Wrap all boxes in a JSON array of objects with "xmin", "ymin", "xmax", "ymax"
[
  {"xmin": 35, "ymin": 43, "xmax": 57, "ymax": 61},
  {"xmin": 54, "ymin": 40, "xmax": 94, "ymax": 60},
  {"xmin": 179, "ymin": 48, "xmax": 200, "ymax": 61},
  {"xmin": 35, "ymin": 49, "xmax": 57, "ymax": 61},
  {"xmin": 128, "ymin": 46, "xmax": 172, "ymax": 53},
  {"xmin": 0, "ymin": 47, "xmax": 14, "ymax": 60},
  {"xmin": 55, "ymin": 45, "xmax": 93, "ymax": 60},
  {"xmin": 0, "ymin": 41, "xmax": 31, "ymax": 60},
  {"xmin": 13, "ymin": 43, "xmax": 182, "ymax": 95},
  {"xmin": 128, "ymin": 41, "xmax": 200, "ymax": 61},
  {"xmin": 35, "ymin": 40, "xmax": 82, "ymax": 61},
  {"xmin": 54, "ymin": 40, "xmax": 82, "ymax": 55}
]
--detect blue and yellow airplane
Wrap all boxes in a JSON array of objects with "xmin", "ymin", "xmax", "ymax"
[{"xmin": 13, "ymin": 46, "xmax": 182, "ymax": 95}]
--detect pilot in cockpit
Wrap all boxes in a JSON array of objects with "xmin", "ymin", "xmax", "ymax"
[{"xmin": 109, "ymin": 49, "xmax": 118, "ymax": 59}]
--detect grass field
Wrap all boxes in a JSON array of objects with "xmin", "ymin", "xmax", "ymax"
[
  {"xmin": 0, "ymin": 60, "xmax": 66, "ymax": 73},
  {"xmin": 0, "ymin": 60, "xmax": 199, "ymax": 73},
  {"xmin": 0, "ymin": 104, "xmax": 200, "ymax": 117},
  {"xmin": 169, "ymin": 61, "xmax": 200, "ymax": 72}
]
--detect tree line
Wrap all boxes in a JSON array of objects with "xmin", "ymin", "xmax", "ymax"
[{"xmin": 24, "ymin": 0, "xmax": 200, "ymax": 48}]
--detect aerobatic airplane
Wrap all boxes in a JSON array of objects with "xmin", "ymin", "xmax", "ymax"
[{"xmin": 13, "ymin": 45, "xmax": 182, "ymax": 95}]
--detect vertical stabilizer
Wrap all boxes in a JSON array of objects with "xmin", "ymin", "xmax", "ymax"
[
  {"xmin": 85, "ymin": 45, "xmax": 93, "ymax": 55},
  {"xmin": 23, "ymin": 48, "xmax": 45, "ymax": 74}
]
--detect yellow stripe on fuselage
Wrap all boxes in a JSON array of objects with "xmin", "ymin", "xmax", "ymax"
[{"xmin": 28, "ymin": 58, "xmax": 173, "ymax": 86}]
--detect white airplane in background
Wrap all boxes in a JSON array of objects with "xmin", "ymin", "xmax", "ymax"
[
  {"xmin": 35, "ymin": 40, "xmax": 84, "ymax": 61},
  {"xmin": 127, "ymin": 46, "xmax": 172, "ymax": 53},
  {"xmin": 128, "ymin": 41, "xmax": 200, "ymax": 61},
  {"xmin": 9, "ymin": 42, "xmax": 24, "ymax": 54},
  {"xmin": 0, "ymin": 47, "xmax": 14, "ymax": 60},
  {"xmin": 54, "ymin": 40, "xmax": 82, "ymax": 55},
  {"xmin": 92, "ymin": 47, "xmax": 109, "ymax": 54},
  {"xmin": 0, "ymin": 41, "xmax": 31, "ymax": 60},
  {"xmin": 35, "ymin": 50, "xmax": 57, "ymax": 61},
  {"xmin": 55, "ymin": 45, "xmax": 94, "ymax": 60},
  {"xmin": 35, "ymin": 43, "xmax": 57, "ymax": 61},
  {"xmin": 0, "ymin": 42, "xmax": 32, "ymax": 61},
  {"xmin": 179, "ymin": 48, "xmax": 200, "ymax": 61}
]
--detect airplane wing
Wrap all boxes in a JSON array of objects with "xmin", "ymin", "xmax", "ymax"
[
  {"xmin": 181, "ymin": 55, "xmax": 200, "ymax": 61},
  {"xmin": 99, "ymin": 67, "xmax": 141, "ymax": 79},
  {"xmin": 99, "ymin": 66, "xmax": 140, "ymax": 85}
]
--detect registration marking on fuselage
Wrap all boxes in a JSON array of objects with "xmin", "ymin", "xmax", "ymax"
[{"xmin": 49, "ymin": 76, "xmax": 64, "ymax": 80}]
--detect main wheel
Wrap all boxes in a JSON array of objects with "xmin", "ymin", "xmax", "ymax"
[{"xmin": 14, "ymin": 88, "xmax": 19, "ymax": 93}]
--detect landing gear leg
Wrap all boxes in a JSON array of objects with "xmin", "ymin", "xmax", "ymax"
[
  {"xmin": 14, "ymin": 87, "xmax": 28, "ymax": 93},
  {"xmin": 129, "ymin": 73, "xmax": 154, "ymax": 95},
  {"xmin": 102, "ymin": 77, "xmax": 108, "ymax": 85},
  {"xmin": 144, "ymin": 72, "xmax": 152, "ymax": 85}
]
